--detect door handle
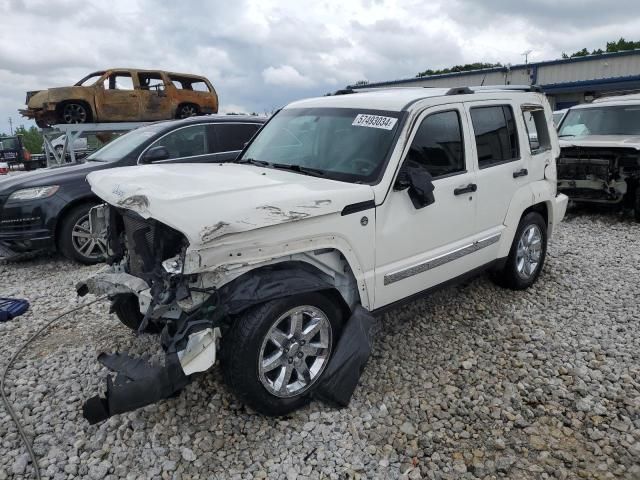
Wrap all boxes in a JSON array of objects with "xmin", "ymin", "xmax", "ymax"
[
  {"xmin": 513, "ymin": 168, "xmax": 528, "ymax": 178},
  {"xmin": 454, "ymin": 183, "xmax": 477, "ymax": 195}
]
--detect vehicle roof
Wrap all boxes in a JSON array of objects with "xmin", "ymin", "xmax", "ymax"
[
  {"xmin": 572, "ymin": 94, "xmax": 640, "ymax": 110},
  {"xmin": 88, "ymin": 69, "xmax": 211, "ymax": 80},
  {"xmin": 285, "ymin": 86, "xmax": 546, "ymax": 112},
  {"xmin": 148, "ymin": 114, "xmax": 267, "ymax": 131}
]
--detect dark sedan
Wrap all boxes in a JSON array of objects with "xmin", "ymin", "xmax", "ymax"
[{"xmin": 0, "ymin": 115, "xmax": 265, "ymax": 263}]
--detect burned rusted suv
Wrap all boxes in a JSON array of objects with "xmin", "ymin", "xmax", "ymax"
[{"xmin": 19, "ymin": 69, "xmax": 219, "ymax": 127}]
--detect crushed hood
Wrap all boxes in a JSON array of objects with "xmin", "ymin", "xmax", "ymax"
[
  {"xmin": 560, "ymin": 135, "xmax": 640, "ymax": 150},
  {"xmin": 87, "ymin": 163, "xmax": 374, "ymax": 247}
]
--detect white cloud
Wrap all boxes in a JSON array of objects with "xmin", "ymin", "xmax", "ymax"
[
  {"xmin": 262, "ymin": 65, "xmax": 315, "ymax": 88},
  {"xmin": 1, "ymin": 0, "xmax": 640, "ymax": 134}
]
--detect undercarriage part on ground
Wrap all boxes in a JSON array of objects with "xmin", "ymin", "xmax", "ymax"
[
  {"xmin": 312, "ymin": 305, "xmax": 374, "ymax": 407},
  {"xmin": 557, "ymin": 147, "xmax": 639, "ymax": 203},
  {"xmin": 82, "ymin": 352, "xmax": 189, "ymax": 425}
]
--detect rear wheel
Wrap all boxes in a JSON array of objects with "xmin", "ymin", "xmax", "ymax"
[
  {"xmin": 635, "ymin": 186, "xmax": 640, "ymax": 222},
  {"xmin": 492, "ymin": 212, "xmax": 547, "ymax": 290},
  {"xmin": 57, "ymin": 203, "xmax": 107, "ymax": 264},
  {"xmin": 221, "ymin": 292, "xmax": 342, "ymax": 415}
]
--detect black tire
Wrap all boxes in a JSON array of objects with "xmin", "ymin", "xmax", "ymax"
[
  {"xmin": 221, "ymin": 292, "xmax": 343, "ymax": 416},
  {"xmin": 634, "ymin": 187, "xmax": 640, "ymax": 222},
  {"xmin": 57, "ymin": 203, "xmax": 106, "ymax": 264},
  {"xmin": 176, "ymin": 103, "xmax": 199, "ymax": 119},
  {"xmin": 111, "ymin": 294, "xmax": 161, "ymax": 333},
  {"xmin": 59, "ymin": 102, "xmax": 91, "ymax": 124},
  {"xmin": 492, "ymin": 211, "xmax": 547, "ymax": 290}
]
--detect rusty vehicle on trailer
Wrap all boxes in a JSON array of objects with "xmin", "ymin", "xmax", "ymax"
[{"xmin": 19, "ymin": 69, "xmax": 218, "ymax": 128}]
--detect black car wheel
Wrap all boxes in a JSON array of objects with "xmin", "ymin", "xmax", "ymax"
[
  {"xmin": 58, "ymin": 203, "xmax": 107, "ymax": 264},
  {"xmin": 61, "ymin": 103, "xmax": 90, "ymax": 124},
  {"xmin": 492, "ymin": 212, "xmax": 547, "ymax": 290},
  {"xmin": 111, "ymin": 294, "xmax": 161, "ymax": 333},
  {"xmin": 221, "ymin": 292, "xmax": 343, "ymax": 416},
  {"xmin": 176, "ymin": 104, "xmax": 199, "ymax": 119}
]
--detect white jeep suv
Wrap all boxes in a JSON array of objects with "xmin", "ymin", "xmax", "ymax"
[{"xmin": 79, "ymin": 86, "xmax": 568, "ymax": 422}]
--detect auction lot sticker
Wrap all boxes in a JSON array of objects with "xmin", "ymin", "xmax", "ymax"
[{"xmin": 352, "ymin": 114, "xmax": 398, "ymax": 130}]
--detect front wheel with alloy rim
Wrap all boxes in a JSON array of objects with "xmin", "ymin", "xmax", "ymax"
[
  {"xmin": 221, "ymin": 292, "xmax": 342, "ymax": 415},
  {"xmin": 492, "ymin": 211, "xmax": 547, "ymax": 290},
  {"xmin": 58, "ymin": 203, "xmax": 107, "ymax": 264},
  {"xmin": 60, "ymin": 103, "xmax": 90, "ymax": 124}
]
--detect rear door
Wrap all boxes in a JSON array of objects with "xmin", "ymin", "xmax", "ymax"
[
  {"xmin": 136, "ymin": 71, "xmax": 173, "ymax": 121},
  {"xmin": 464, "ymin": 101, "xmax": 527, "ymax": 240}
]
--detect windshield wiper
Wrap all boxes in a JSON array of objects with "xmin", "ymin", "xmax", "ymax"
[
  {"xmin": 272, "ymin": 163, "xmax": 326, "ymax": 177},
  {"xmin": 236, "ymin": 157, "xmax": 270, "ymax": 167}
]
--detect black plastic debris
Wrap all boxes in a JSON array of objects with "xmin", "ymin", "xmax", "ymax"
[
  {"xmin": 82, "ymin": 352, "xmax": 189, "ymax": 424},
  {"xmin": 217, "ymin": 263, "xmax": 334, "ymax": 315},
  {"xmin": 0, "ymin": 298, "xmax": 30, "ymax": 322},
  {"xmin": 313, "ymin": 305, "xmax": 374, "ymax": 407}
]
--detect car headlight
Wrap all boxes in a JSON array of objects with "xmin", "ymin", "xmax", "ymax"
[{"xmin": 8, "ymin": 185, "xmax": 59, "ymax": 201}]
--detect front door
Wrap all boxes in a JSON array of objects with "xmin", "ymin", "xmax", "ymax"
[
  {"xmin": 374, "ymin": 105, "xmax": 480, "ymax": 309},
  {"xmin": 94, "ymin": 71, "xmax": 140, "ymax": 121}
]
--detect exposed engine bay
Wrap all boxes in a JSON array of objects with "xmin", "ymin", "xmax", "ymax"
[{"xmin": 557, "ymin": 146, "xmax": 640, "ymax": 204}]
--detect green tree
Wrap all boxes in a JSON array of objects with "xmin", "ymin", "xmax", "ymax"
[
  {"xmin": 14, "ymin": 125, "xmax": 43, "ymax": 153},
  {"xmin": 416, "ymin": 62, "xmax": 502, "ymax": 78}
]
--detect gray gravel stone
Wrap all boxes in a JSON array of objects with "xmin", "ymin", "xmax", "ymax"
[{"xmin": 1, "ymin": 212, "xmax": 639, "ymax": 478}]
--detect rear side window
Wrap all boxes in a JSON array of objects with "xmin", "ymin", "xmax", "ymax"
[
  {"xmin": 214, "ymin": 123, "xmax": 261, "ymax": 152},
  {"xmin": 522, "ymin": 107, "xmax": 551, "ymax": 154},
  {"xmin": 169, "ymin": 75, "xmax": 211, "ymax": 92},
  {"xmin": 406, "ymin": 110, "xmax": 465, "ymax": 178},
  {"xmin": 138, "ymin": 72, "xmax": 165, "ymax": 92},
  {"xmin": 470, "ymin": 105, "xmax": 519, "ymax": 168}
]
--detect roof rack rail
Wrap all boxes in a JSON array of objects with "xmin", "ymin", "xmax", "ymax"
[
  {"xmin": 332, "ymin": 88, "xmax": 356, "ymax": 96},
  {"xmin": 445, "ymin": 87, "xmax": 473, "ymax": 95},
  {"xmin": 472, "ymin": 85, "xmax": 543, "ymax": 93}
]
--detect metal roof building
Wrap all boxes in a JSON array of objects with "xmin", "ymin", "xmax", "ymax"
[{"xmin": 347, "ymin": 49, "xmax": 640, "ymax": 110}]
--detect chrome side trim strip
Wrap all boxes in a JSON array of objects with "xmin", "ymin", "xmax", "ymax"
[{"xmin": 383, "ymin": 233, "xmax": 501, "ymax": 285}]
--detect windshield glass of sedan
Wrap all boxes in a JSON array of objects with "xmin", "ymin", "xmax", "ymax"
[
  {"xmin": 240, "ymin": 108, "xmax": 403, "ymax": 182},
  {"xmin": 558, "ymin": 105, "xmax": 640, "ymax": 137},
  {"xmin": 86, "ymin": 124, "xmax": 164, "ymax": 161}
]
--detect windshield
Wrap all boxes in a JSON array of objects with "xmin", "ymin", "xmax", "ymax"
[
  {"xmin": 239, "ymin": 107, "xmax": 404, "ymax": 183},
  {"xmin": 75, "ymin": 71, "xmax": 105, "ymax": 86},
  {"xmin": 0, "ymin": 138, "xmax": 19, "ymax": 150},
  {"xmin": 558, "ymin": 105, "xmax": 640, "ymax": 137},
  {"xmin": 86, "ymin": 124, "xmax": 164, "ymax": 161}
]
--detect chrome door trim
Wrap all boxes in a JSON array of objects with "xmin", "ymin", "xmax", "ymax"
[{"xmin": 383, "ymin": 233, "xmax": 501, "ymax": 285}]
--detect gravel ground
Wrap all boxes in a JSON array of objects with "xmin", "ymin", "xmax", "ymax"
[{"xmin": 1, "ymin": 211, "xmax": 639, "ymax": 480}]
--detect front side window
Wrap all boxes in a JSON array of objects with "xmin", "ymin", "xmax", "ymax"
[
  {"xmin": 470, "ymin": 105, "xmax": 519, "ymax": 168},
  {"xmin": 558, "ymin": 105, "xmax": 640, "ymax": 137},
  {"xmin": 405, "ymin": 110, "xmax": 465, "ymax": 178},
  {"xmin": 522, "ymin": 107, "xmax": 551, "ymax": 154},
  {"xmin": 214, "ymin": 124, "xmax": 261, "ymax": 153},
  {"xmin": 104, "ymin": 72, "xmax": 134, "ymax": 90},
  {"xmin": 240, "ymin": 108, "xmax": 403, "ymax": 183},
  {"xmin": 147, "ymin": 125, "xmax": 209, "ymax": 160}
]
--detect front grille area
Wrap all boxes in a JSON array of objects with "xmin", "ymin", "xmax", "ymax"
[
  {"xmin": 558, "ymin": 147, "xmax": 638, "ymax": 181},
  {"xmin": 117, "ymin": 209, "xmax": 186, "ymax": 277}
]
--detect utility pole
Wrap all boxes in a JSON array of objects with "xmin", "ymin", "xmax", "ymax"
[
  {"xmin": 522, "ymin": 49, "xmax": 533, "ymax": 64},
  {"xmin": 8, "ymin": 117, "xmax": 13, "ymax": 135}
]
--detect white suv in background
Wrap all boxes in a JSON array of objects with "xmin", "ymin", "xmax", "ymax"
[{"xmin": 79, "ymin": 85, "xmax": 568, "ymax": 421}]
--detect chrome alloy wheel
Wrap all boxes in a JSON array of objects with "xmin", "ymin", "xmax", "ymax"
[
  {"xmin": 258, "ymin": 305, "xmax": 332, "ymax": 398},
  {"xmin": 516, "ymin": 224, "xmax": 543, "ymax": 279},
  {"xmin": 71, "ymin": 213, "xmax": 107, "ymax": 261}
]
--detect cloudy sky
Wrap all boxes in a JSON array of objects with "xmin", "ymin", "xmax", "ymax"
[{"xmin": 1, "ymin": 0, "xmax": 640, "ymax": 135}]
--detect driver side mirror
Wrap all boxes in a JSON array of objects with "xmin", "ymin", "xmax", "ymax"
[
  {"xmin": 142, "ymin": 146, "xmax": 170, "ymax": 163},
  {"xmin": 394, "ymin": 160, "xmax": 435, "ymax": 209}
]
